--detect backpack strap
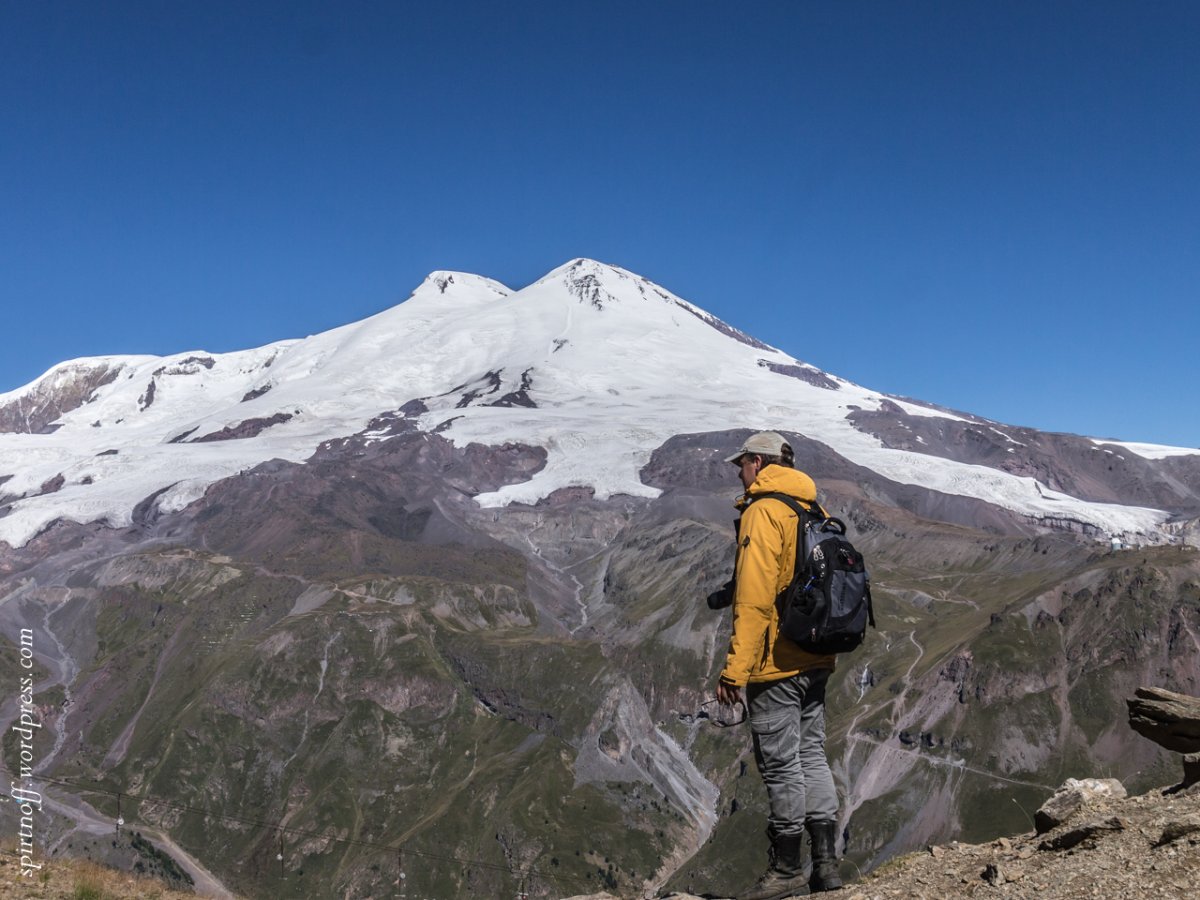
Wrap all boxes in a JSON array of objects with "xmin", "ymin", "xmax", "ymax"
[
  {"xmin": 746, "ymin": 492, "xmax": 824, "ymax": 521},
  {"xmin": 745, "ymin": 492, "xmax": 821, "ymax": 589},
  {"xmin": 748, "ymin": 493, "xmax": 878, "ymax": 643}
]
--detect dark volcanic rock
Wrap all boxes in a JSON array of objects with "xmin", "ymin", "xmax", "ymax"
[
  {"xmin": 1128, "ymin": 686, "xmax": 1200, "ymax": 754},
  {"xmin": 486, "ymin": 367, "xmax": 537, "ymax": 408},
  {"xmin": 0, "ymin": 361, "xmax": 122, "ymax": 434},
  {"xmin": 39, "ymin": 473, "xmax": 66, "ymax": 495},
  {"xmin": 137, "ymin": 379, "xmax": 157, "ymax": 411},
  {"xmin": 757, "ymin": 359, "xmax": 840, "ymax": 390},
  {"xmin": 639, "ymin": 429, "xmax": 1042, "ymax": 536},
  {"xmin": 184, "ymin": 431, "xmax": 546, "ymax": 584},
  {"xmin": 671, "ymin": 299, "xmax": 772, "ymax": 350},
  {"xmin": 167, "ymin": 427, "xmax": 198, "ymax": 444},
  {"xmin": 453, "ymin": 370, "xmax": 503, "ymax": 407},
  {"xmin": 192, "ymin": 412, "xmax": 294, "ymax": 442},
  {"xmin": 152, "ymin": 355, "xmax": 215, "ymax": 376},
  {"xmin": 846, "ymin": 403, "xmax": 1200, "ymax": 516},
  {"xmin": 240, "ymin": 384, "xmax": 272, "ymax": 402}
]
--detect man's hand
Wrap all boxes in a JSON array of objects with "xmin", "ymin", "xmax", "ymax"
[{"xmin": 716, "ymin": 679, "xmax": 742, "ymax": 708}]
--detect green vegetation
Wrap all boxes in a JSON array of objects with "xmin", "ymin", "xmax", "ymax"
[
  {"xmin": 27, "ymin": 494, "xmax": 1200, "ymax": 898},
  {"xmin": 49, "ymin": 535, "xmax": 693, "ymax": 898}
]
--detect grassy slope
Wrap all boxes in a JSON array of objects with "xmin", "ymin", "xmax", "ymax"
[{"xmin": 29, "ymin": 485, "xmax": 1200, "ymax": 899}]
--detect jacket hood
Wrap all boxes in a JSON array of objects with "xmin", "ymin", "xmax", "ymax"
[{"xmin": 745, "ymin": 464, "xmax": 818, "ymax": 504}]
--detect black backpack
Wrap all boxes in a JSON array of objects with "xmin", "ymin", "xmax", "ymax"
[{"xmin": 750, "ymin": 493, "xmax": 875, "ymax": 654}]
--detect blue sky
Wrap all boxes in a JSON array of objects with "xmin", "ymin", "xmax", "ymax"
[{"xmin": 3, "ymin": 1, "xmax": 1197, "ymax": 446}]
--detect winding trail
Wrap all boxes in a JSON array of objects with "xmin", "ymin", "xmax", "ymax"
[
  {"xmin": 850, "ymin": 735, "xmax": 1056, "ymax": 791},
  {"xmin": 282, "ymin": 631, "xmax": 340, "ymax": 772},
  {"xmin": 835, "ymin": 623, "xmax": 1058, "ymax": 852},
  {"xmin": 837, "ymin": 628, "xmax": 926, "ymax": 837},
  {"xmin": 1, "ymin": 569, "xmax": 240, "ymax": 899},
  {"xmin": 41, "ymin": 789, "xmax": 234, "ymax": 899},
  {"xmin": 885, "ymin": 629, "xmax": 925, "ymax": 731}
]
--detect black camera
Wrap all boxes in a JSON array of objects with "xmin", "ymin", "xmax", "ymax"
[{"xmin": 706, "ymin": 577, "xmax": 735, "ymax": 610}]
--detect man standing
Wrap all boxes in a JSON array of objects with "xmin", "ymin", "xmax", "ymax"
[{"xmin": 715, "ymin": 431, "xmax": 842, "ymax": 898}]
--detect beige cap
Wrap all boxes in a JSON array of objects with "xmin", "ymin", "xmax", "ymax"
[{"xmin": 725, "ymin": 431, "xmax": 791, "ymax": 464}]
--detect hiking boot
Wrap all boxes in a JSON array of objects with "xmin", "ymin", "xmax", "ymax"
[
  {"xmin": 806, "ymin": 819, "xmax": 843, "ymax": 892},
  {"xmin": 740, "ymin": 832, "xmax": 810, "ymax": 900}
]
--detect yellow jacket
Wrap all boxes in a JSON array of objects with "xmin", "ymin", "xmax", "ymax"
[{"xmin": 719, "ymin": 465, "xmax": 837, "ymax": 686}]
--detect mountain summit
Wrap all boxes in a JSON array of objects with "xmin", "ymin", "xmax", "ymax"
[{"xmin": 1, "ymin": 258, "xmax": 1198, "ymax": 548}]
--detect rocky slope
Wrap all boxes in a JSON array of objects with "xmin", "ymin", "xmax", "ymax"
[
  {"xmin": 621, "ymin": 777, "xmax": 1200, "ymax": 900},
  {"xmin": 0, "ymin": 851, "xmax": 205, "ymax": 900},
  {"xmin": 575, "ymin": 781, "xmax": 1200, "ymax": 900},
  {"xmin": 3, "ymin": 425, "xmax": 1197, "ymax": 898}
]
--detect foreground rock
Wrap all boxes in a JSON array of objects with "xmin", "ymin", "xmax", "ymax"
[
  {"xmin": 1127, "ymin": 686, "xmax": 1200, "ymax": 754},
  {"xmin": 1033, "ymin": 777, "xmax": 1127, "ymax": 833},
  {"xmin": 566, "ymin": 782, "xmax": 1200, "ymax": 900},
  {"xmin": 1129, "ymin": 686, "xmax": 1200, "ymax": 791},
  {"xmin": 826, "ymin": 783, "xmax": 1200, "ymax": 900}
]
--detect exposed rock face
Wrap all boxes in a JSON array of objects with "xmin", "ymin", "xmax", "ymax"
[
  {"xmin": 1034, "ymin": 777, "xmax": 1127, "ymax": 833},
  {"xmin": 571, "ymin": 784, "xmax": 1200, "ymax": 899},
  {"xmin": 192, "ymin": 411, "xmax": 295, "ymax": 442},
  {"xmin": 1128, "ymin": 686, "xmax": 1200, "ymax": 754},
  {"xmin": 844, "ymin": 784, "xmax": 1200, "ymax": 899},
  {"xmin": 846, "ymin": 402, "xmax": 1200, "ymax": 514},
  {"xmin": 0, "ymin": 360, "xmax": 123, "ymax": 433},
  {"xmin": 640, "ymin": 430, "xmax": 1044, "ymax": 536},
  {"xmin": 757, "ymin": 359, "xmax": 841, "ymax": 390}
]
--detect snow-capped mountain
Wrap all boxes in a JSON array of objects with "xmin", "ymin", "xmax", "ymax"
[{"xmin": 1, "ymin": 258, "xmax": 1196, "ymax": 548}]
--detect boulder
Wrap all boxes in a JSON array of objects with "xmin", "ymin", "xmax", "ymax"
[
  {"xmin": 1184, "ymin": 753, "xmax": 1200, "ymax": 790},
  {"xmin": 1034, "ymin": 778, "xmax": 1126, "ymax": 834},
  {"xmin": 1037, "ymin": 816, "xmax": 1125, "ymax": 851},
  {"xmin": 1126, "ymin": 686, "xmax": 1200, "ymax": 754},
  {"xmin": 1153, "ymin": 814, "xmax": 1200, "ymax": 847}
]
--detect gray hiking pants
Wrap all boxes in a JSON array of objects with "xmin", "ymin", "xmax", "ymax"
[{"xmin": 746, "ymin": 668, "xmax": 838, "ymax": 837}]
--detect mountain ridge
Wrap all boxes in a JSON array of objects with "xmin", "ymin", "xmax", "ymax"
[{"xmin": 2, "ymin": 259, "xmax": 1196, "ymax": 551}]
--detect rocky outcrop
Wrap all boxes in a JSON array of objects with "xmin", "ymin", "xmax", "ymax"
[
  {"xmin": 846, "ymin": 781, "xmax": 1200, "ymax": 899},
  {"xmin": 845, "ymin": 402, "xmax": 1200, "ymax": 515},
  {"xmin": 610, "ymin": 779, "xmax": 1200, "ymax": 900},
  {"xmin": 1129, "ymin": 686, "xmax": 1200, "ymax": 790},
  {"xmin": 192, "ymin": 411, "xmax": 294, "ymax": 442},
  {"xmin": 0, "ymin": 360, "xmax": 122, "ymax": 433},
  {"xmin": 1033, "ymin": 777, "xmax": 1126, "ymax": 833},
  {"xmin": 1128, "ymin": 686, "xmax": 1200, "ymax": 753},
  {"xmin": 757, "ymin": 359, "xmax": 841, "ymax": 390}
]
